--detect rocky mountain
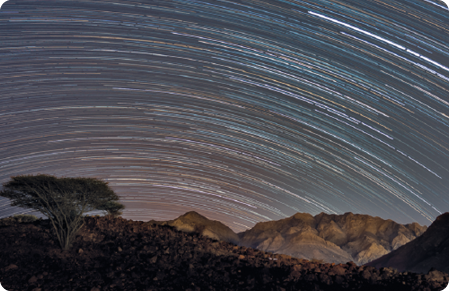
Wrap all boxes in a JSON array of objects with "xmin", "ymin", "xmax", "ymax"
[
  {"xmin": 0, "ymin": 215, "xmax": 447, "ymax": 291},
  {"xmin": 150, "ymin": 211, "xmax": 239, "ymax": 244},
  {"xmin": 238, "ymin": 212, "xmax": 427, "ymax": 265},
  {"xmin": 366, "ymin": 212, "xmax": 449, "ymax": 274}
]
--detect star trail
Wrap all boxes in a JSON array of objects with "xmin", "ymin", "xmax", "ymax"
[{"xmin": 0, "ymin": 0, "xmax": 448, "ymax": 231}]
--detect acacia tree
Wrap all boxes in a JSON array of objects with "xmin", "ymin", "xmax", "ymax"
[{"xmin": 0, "ymin": 174, "xmax": 125, "ymax": 250}]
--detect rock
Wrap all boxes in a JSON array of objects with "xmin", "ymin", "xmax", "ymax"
[
  {"xmin": 28, "ymin": 276, "xmax": 37, "ymax": 283},
  {"xmin": 334, "ymin": 275, "xmax": 345, "ymax": 284},
  {"xmin": 4, "ymin": 264, "xmax": 18, "ymax": 271},
  {"xmin": 318, "ymin": 273, "xmax": 332, "ymax": 285},
  {"xmin": 149, "ymin": 255, "xmax": 158, "ymax": 264},
  {"xmin": 329, "ymin": 265, "xmax": 346, "ymax": 276},
  {"xmin": 361, "ymin": 269, "xmax": 373, "ymax": 280},
  {"xmin": 425, "ymin": 269, "xmax": 447, "ymax": 282}
]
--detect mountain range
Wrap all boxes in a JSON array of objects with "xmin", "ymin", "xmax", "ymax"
[{"xmin": 157, "ymin": 211, "xmax": 427, "ymax": 265}]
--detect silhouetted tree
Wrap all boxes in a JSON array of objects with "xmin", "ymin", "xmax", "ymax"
[
  {"xmin": 97, "ymin": 200, "xmax": 125, "ymax": 217},
  {"xmin": 0, "ymin": 174, "xmax": 125, "ymax": 250}
]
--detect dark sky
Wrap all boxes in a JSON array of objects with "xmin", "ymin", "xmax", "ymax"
[{"xmin": 0, "ymin": 0, "xmax": 448, "ymax": 231}]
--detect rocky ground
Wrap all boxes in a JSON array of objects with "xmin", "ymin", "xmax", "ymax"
[{"xmin": 0, "ymin": 215, "xmax": 447, "ymax": 291}]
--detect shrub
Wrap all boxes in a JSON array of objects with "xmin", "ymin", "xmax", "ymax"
[
  {"xmin": 0, "ymin": 214, "xmax": 38, "ymax": 226},
  {"xmin": 13, "ymin": 214, "xmax": 39, "ymax": 223}
]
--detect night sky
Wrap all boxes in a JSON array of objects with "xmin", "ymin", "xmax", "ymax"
[{"xmin": 0, "ymin": 0, "xmax": 448, "ymax": 232}]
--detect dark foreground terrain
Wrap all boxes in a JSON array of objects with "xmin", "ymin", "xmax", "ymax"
[{"xmin": 0, "ymin": 215, "xmax": 447, "ymax": 291}]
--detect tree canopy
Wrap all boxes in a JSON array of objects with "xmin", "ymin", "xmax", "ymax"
[{"xmin": 0, "ymin": 174, "xmax": 125, "ymax": 250}]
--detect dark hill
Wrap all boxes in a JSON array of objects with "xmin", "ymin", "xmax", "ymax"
[
  {"xmin": 0, "ymin": 215, "xmax": 447, "ymax": 290},
  {"xmin": 150, "ymin": 211, "xmax": 239, "ymax": 244},
  {"xmin": 366, "ymin": 212, "xmax": 449, "ymax": 274}
]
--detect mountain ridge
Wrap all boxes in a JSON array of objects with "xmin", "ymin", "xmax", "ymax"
[
  {"xmin": 366, "ymin": 212, "xmax": 449, "ymax": 274},
  {"xmin": 154, "ymin": 211, "xmax": 427, "ymax": 265}
]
